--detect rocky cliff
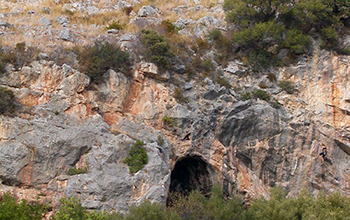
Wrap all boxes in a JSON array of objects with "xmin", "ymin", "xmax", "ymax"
[{"xmin": 0, "ymin": 0, "xmax": 350, "ymax": 214}]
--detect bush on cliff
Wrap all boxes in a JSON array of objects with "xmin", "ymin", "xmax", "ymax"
[
  {"xmin": 140, "ymin": 29, "xmax": 173, "ymax": 70},
  {"xmin": 77, "ymin": 41, "xmax": 130, "ymax": 83},
  {"xmin": 53, "ymin": 197, "xmax": 107, "ymax": 220},
  {"xmin": 0, "ymin": 86, "xmax": 16, "ymax": 115},
  {"xmin": 0, "ymin": 193, "xmax": 47, "ymax": 220},
  {"xmin": 124, "ymin": 140, "xmax": 148, "ymax": 173},
  {"xmin": 1, "ymin": 42, "xmax": 38, "ymax": 70},
  {"xmin": 224, "ymin": 0, "xmax": 350, "ymax": 69},
  {"xmin": 3, "ymin": 187, "xmax": 350, "ymax": 219}
]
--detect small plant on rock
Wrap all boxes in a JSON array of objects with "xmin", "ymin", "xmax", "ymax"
[
  {"xmin": 2, "ymin": 42, "xmax": 38, "ymax": 70},
  {"xmin": 67, "ymin": 167, "xmax": 88, "ymax": 175},
  {"xmin": 217, "ymin": 76, "xmax": 231, "ymax": 89},
  {"xmin": 253, "ymin": 89, "xmax": 270, "ymax": 101},
  {"xmin": 241, "ymin": 91, "xmax": 252, "ymax": 101},
  {"xmin": 124, "ymin": 140, "xmax": 148, "ymax": 173},
  {"xmin": 76, "ymin": 41, "xmax": 130, "ymax": 83},
  {"xmin": 173, "ymin": 88, "xmax": 189, "ymax": 104},
  {"xmin": 162, "ymin": 116, "xmax": 174, "ymax": 127},
  {"xmin": 0, "ymin": 86, "xmax": 16, "ymax": 115},
  {"xmin": 157, "ymin": 135, "xmax": 165, "ymax": 146},
  {"xmin": 140, "ymin": 29, "xmax": 173, "ymax": 70},
  {"xmin": 106, "ymin": 21, "xmax": 124, "ymax": 30},
  {"xmin": 278, "ymin": 80, "xmax": 295, "ymax": 94}
]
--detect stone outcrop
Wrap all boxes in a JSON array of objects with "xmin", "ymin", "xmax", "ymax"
[
  {"xmin": 1, "ymin": 47, "xmax": 350, "ymax": 212},
  {"xmin": 0, "ymin": 0, "xmax": 350, "ymax": 214}
]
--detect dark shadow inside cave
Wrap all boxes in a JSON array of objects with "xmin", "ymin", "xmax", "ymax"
[{"xmin": 167, "ymin": 155, "xmax": 212, "ymax": 204}]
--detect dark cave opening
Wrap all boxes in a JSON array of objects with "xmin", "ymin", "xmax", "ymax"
[{"xmin": 167, "ymin": 155, "xmax": 212, "ymax": 204}]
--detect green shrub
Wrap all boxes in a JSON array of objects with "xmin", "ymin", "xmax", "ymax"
[
  {"xmin": 162, "ymin": 116, "xmax": 174, "ymax": 127},
  {"xmin": 201, "ymin": 59, "xmax": 213, "ymax": 72},
  {"xmin": 267, "ymin": 73, "xmax": 277, "ymax": 82},
  {"xmin": 282, "ymin": 29, "xmax": 311, "ymax": 54},
  {"xmin": 53, "ymin": 197, "xmax": 107, "ymax": 220},
  {"xmin": 157, "ymin": 135, "xmax": 165, "ymax": 146},
  {"xmin": 207, "ymin": 28, "xmax": 222, "ymax": 42},
  {"xmin": 241, "ymin": 91, "xmax": 252, "ymax": 101},
  {"xmin": 140, "ymin": 29, "xmax": 173, "ymax": 70},
  {"xmin": 77, "ymin": 41, "xmax": 130, "ymax": 82},
  {"xmin": 173, "ymin": 88, "xmax": 189, "ymax": 104},
  {"xmin": 2, "ymin": 42, "xmax": 38, "ymax": 70},
  {"xmin": 253, "ymin": 89, "xmax": 270, "ymax": 101},
  {"xmin": 245, "ymin": 187, "xmax": 300, "ymax": 220},
  {"xmin": 124, "ymin": 201, "xmax": 173, "ymax": 220},
  {"xmin": 0, "ymin": 86, "xmax": 16, "ymax": 114},
  {"xmin": 106, "ymin": 21, "xmax": 124, "ymax": 30},
  {"xmin": 0, "ymin": 193, "xmax": 48, "ymax": 220},
  {"xmin": 124, "ymin": 140, "xmax": 148, "ymax": 173},
  {"xmin": 319, "ymin": 26, "xmax": 338, "ymax": 50},
  {"xmin": 336, "ymin": 47, "xmax": 350, "ymax": 55},
  {"xmin": 246, "ymin": 49, "xmax": 281, "ymax": 71},
  {"xmin": 168, "ymin": 185, "xmax": 243, "ymax": 220},
  {"xmin": 161, "ymin": 20, "xmax": 176, "ymax": 35},
  {"xmin": 216, "ymin": 76, "xmax": 231, "ymax": 89},
  {"xmin": 278, "ymin": 80, "xmax": 295, "ymax": 94},
  {"xmin": 67, "ymin": 167, "xmax": 88, "ymax": 175},
  {"xmin": 224, "ymin": 0, "xmax": 349, "ymax": 69}
]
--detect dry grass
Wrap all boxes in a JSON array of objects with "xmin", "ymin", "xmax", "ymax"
[{"xmin": 0, "ymin": 0, "xmax": 223, "ymax": 51}]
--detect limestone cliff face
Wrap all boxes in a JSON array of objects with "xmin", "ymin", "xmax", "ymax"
[{"xmin": 0, "ymin": 49, "xmax": 350, "ymax": 212}]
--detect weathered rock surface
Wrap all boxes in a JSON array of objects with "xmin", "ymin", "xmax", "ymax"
[{"xmin": 0, "ymin": 0, "xmax": 350, "ymax": 215}]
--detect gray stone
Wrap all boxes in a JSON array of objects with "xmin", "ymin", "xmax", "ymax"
[
  {"xmin": 10, "ymin": 7, "xmax": 23, "ymax": 14},
  {"xmin": 37, "ymin": 17, "xmax": 51, "ymax": 27},
  {"xmin": 38, "ymin": 53, "xmax": 49, "ymax": 60},
  {"xmin": 138, "ymin": 6, "xmax": 156, "ymax": 17},
  {"xmin": 42, "ymin": 7, "xmax": 51, "ymax": 14},
  {"xmin": 184, "ymin": 82, "xmax": 193, "ymax": 90},
  {"xmin": 116, "ymin": 0, "xmax": 132, "ymax": 10},
  {"xmin": 86, "ymin": 6, "xmax": 99, "ymax": 15},
  {"xmin": 54, "ymin": 16, "xmax": 69, "ymax": 26},
  {"xmin": 107, "ymin": 29, "xmax": 119, "ymax": 34},
  {"xmin": 0, "ymin": 21, "xmax": 12, "ymax": 29},
  {"xmin": 57, "ymin": 28, "xmax": 74, "ymax": 41},
  {"xmin": 27, "ymin": 10, "xmax": 35, "ymax": 14},
  {"xmin": 224, "ymin": 61, "xmax": 246, "ymax": 76}
]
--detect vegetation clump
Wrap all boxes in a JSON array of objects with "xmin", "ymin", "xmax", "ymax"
[
  {"xmin": 140, "ymin": 29, "xmax": 173, "ymax": 70},
  {"xmin": 278, "ymin": 80, "xmax": 295, "ymax": 94},
  {"xmin": 2, "ymin": 42, "xmax": 38, "ymax": 70},
  {"xmin": 67, "ymin": 167, "xmax": 88, "ymax": 175},
  {"xmin": 3, "ymin": 187, "xmax": 350, "ymax": 220},
  {"xmin": 0, "ymin": 86, "xmax": 16, "ymax": 115},
  {"xmin": 124, "ymin": 140, "xmax": 148, "ymax": 173},
  {"xmin": 173, "ymin": 88, "xmax": 189, "ymax": 104},
  {"xmin": 253, "ymin": 89, "xmax": 270, "ymax": 101},
  {"xmin": 106, "ymin": 21, "xmax": 124, "ymax": 30},
  {"xmin": 162, "ymin": 116, "xmax": 175, "ymax": 127},
  {"xmin": 241, "ymin": 91, "xmax": 252, "ymax": 101},
  {"xmin": 53, "ymin": 197, "xmax": 107, "ymax": 220},
  {"xmin": 77, "ymin": 41, "xmax": 130, "ymax": 83},
  {"xmin": 0, "ymin": 193, "xmax": 48, "ymax": 220},
  {"xmin": 223, "ymin": 0, "xmax": 350, "ymax": 69}
]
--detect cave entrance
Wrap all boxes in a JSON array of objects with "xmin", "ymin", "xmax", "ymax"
[{"xmin": 168, "ymin": 155, "xmax": 213, "ymax": 199}]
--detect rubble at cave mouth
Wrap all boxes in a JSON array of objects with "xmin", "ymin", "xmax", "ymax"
[{"xmin": 168, "ymin": 155, "xmax": 212, "ymax": 198}]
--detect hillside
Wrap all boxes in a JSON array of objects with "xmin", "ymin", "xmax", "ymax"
[{"xmin": 0, "ymin": 0, "xmax": 350, "ymax": 215}]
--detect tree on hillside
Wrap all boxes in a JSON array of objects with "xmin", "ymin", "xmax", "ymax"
[{"xmin": 224, "ymin": 0, "xmax": 350, "ymax": 69}]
